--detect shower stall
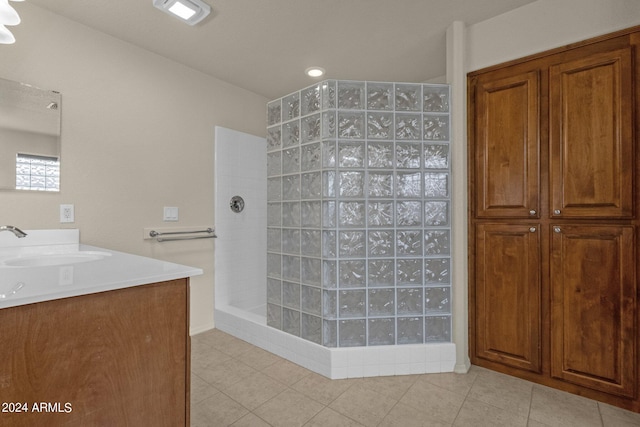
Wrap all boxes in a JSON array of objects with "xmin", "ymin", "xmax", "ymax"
[{"xmin": 214, "ymin": 80, "xmax": 456, "ymax": 378}]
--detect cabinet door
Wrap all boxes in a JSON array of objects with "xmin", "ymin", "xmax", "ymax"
[
  {"xmin": 549, "ymin": 48, "xmax": 633, "ymax": 218},
  {"xmin": 0, "ymin": 280, "xmax": 189, "ymax": 426},
  {"xmin": 473, "ymin": 70, "xmax": 540, "ymax": 218},
  {"xmin": 550, "ymin": 225, "xmax": 636, "ymax": 397},
  {"xmin": 475, "ymin": 223, "xmax": 541, "ymax": 372}
]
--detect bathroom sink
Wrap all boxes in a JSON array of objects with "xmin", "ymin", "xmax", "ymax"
[{"xmin": 1, "ymin": 251, "xmax": 111, "ymax": 267}]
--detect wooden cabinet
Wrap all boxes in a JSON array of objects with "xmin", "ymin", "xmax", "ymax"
[
  {"xmin": 549, "ymin": 48, "xmax": 633, "ymax": 219},
  {"xmin": 550, "ymin": 225, "xmax": 636, "ymax": 398},
  {"xmin": 475, "ymin": 223, "xmax": 541, "ymax": 373},
  {"xmin": 474, "ymin": 70, "xmax": 540, "ymax": 219},
  {"xmin": 469, "ymin": 27, "xmax": 640, "ymax": 413},
  {"xmin": 0, "ymin": 279, "xmax": 191, "ymax": 427}
]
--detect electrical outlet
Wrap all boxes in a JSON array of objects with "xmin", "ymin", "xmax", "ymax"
[{"xmin": 60, "ymin": 204, "xmax": 75, "ymax": 223}]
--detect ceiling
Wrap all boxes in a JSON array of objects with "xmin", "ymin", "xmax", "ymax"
[{"xmin": 26, "ymin": 0, "xmax": 535, "ymax": 100}]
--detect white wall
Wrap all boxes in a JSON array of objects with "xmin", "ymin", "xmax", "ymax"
[
  {"xmin": 213, "ymin": 127, "xmax": 267, "ymax": 312},
  {"xmin": 0, "ymin": 3, "xmax": 268, "ymax": 334},
  {"xmin": 448, "ymin": 0, "xmax": 640, "ymax": 371}
]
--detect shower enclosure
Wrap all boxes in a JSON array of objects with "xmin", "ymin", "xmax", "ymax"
[{"xmin": 266, "ymin": 80, "xmax": 452, "ymax": 348}]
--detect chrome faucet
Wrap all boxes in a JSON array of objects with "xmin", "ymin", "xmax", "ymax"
[{"xmin": 0, "ymin": 225, "xmax": 27, "ymax": 238}]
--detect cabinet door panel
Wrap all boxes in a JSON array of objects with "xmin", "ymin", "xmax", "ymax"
[
  {"xmin": 475, "ymin": 224, "xmax": 541, "ymax": 372},
  {"xmin": 550, "ymin": 225, "xmax": 636, "ymax": 397},
  {"xmin": 549, "ymin": 48, "xmax": 633, "ymax": 218},
  {"xmin": 0, "ymin": 280, "xmax": 189, "ymax": 426},
  {"xmin": 474, "ymin": 70, "xmax": 540, "ymax": 218}
]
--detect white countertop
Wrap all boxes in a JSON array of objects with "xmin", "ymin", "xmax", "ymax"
[{"xmin": 0, "ymin": 229, "xmax": 203, "ymax": 309}]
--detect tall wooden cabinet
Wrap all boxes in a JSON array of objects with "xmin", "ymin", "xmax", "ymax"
[{"xmin": 469, "ymin": 27, "xmax": 640, "ymax": 412}]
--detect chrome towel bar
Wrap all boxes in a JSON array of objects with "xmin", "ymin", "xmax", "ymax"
[{"xmin": 149, "ymin": 228, "xmax": 217, "ymax": 242}]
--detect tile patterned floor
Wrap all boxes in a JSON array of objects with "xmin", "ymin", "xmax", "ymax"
[{"xmin": 191, "ymin": 329, "xmax": 640, "ymax": 427}]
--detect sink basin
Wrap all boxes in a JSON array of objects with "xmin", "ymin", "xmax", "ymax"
[
  {"xmin": 0, "ymin": 282, "xmax": 24, "ymax": 299},
  {"xmin": 1, "ymin": 251, "xmax": 111, "ymax": 267}
]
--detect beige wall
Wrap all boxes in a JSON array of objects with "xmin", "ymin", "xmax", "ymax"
[
  {"xmin": 0, "ymin": 3, "xmax": 268, "ymax": 334},
  {"xmin": 467, "ymin": 0, "xmax": 640, "ymax": 72}
]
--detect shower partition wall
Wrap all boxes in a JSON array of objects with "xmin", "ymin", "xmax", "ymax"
[{"xmin": 266, "ymin": 80, "xmax": 451, "ymax": 348}]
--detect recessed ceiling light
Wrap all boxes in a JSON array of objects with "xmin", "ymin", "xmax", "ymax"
[
  {"xmin": 168, "ymin": 2, "xmax": 198, "ymax": 20},
  {"xmin": 153, "ymin": 0, "xmax": 211, "ymax": 26},
  {"xmin": 305, "ymin": 67, "xmax": 326, "ymax": 78}
]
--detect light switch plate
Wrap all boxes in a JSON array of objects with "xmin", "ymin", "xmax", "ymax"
[{"xmin": 163, "ymin": 206, "xmax": 179, "ymax": 221}]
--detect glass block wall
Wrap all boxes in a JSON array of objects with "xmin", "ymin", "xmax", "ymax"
[{"xmin": 266, "ymin": 80, "xmax": 451, "ymax": 347}]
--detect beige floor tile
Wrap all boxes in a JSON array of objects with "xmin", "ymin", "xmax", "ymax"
[
  {"xmin": 291, "ymin": 372, "xmax": 354, "ymax": 405},
  {"xmin": 378, "ymin": 402, "xmax": 452, "ymax": 427},
  {"xmin": 253, "ymin": 388, "xmax": 325, "ymax": 427},
  {"xmin": 467, "ymin": 368, "xmax": 532, "ymax": 418},
  {"xmin": 211, "ymin": 334, "xmax": 257, "ymax": 358},
  {"xmin": 599, "ymin": 402, "xmax": 640, "ymax": 427},
  {"xmin": 190, "ymin": 332, "xmax": 640, "ymax": 427},
  {"xmin": 230, "ymin": 412, "xmax": 272, "ymax": 427},
  {"xmin": 526, "ymin": 420, "xmax": 552, "ymax": 427},
  {"xmin": 191, "ymin": 373, "xmax": 220, "ymax": 405},
  {"xmin": 399, "ymin": 378, "xmax": 466, "ymax": 424},
  {"xmin": 190, "ymin": 391, "xmax": 249, "ymax": 427},
  {"xmin": 191, "ymin": 346, "xmax": 233, "ymax": 372},
  {"xmin": 191, "ymin": 335, "xmax": 214, "ymax": 353},
  {"xmin": 529, "ymin": 385, "xmax": 602, "ymax": 427},
  {"xmin": 192, "ymin": 328, "xmax": 231, "ymax": 348},
  {"xmin": 304, "ymin": 407, "xmax": 365, "ymax": 426},
  {"xmin": 422, "ymin": 370, "xmax": 478, "ymax": 397},
  {"xmin": 359, "ymin": 374, "xmax": 419, "ymax": 400},
  {"xmin": 237, "ymin": 345, "xmax": 284, "ymax": 371},
  {"xmin": 329, "ymin": 383, "xmax": 398, "ymax": 427},
  {"xmin": 223, "ymin": 371, "xmax": 288, "ymax": 410},
  {"xmin": 453, "ymin": 397, "xmax": 528, "ymax": 427},
  {"xmin": 196, "ymin": 358, "xmax": 258, "ymax": 390},
  {"xmin": 262, "ymin": 358, "xmax": 313, "ymax": 386}
]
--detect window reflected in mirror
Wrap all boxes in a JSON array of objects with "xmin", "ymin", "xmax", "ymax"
[
  {"xmin": 16, "ymin": 153, "xmax": 60, "ymax": 191},
  {"xmin": 0, "ymin": 77, "xmax": 61, "ymax": 192}
]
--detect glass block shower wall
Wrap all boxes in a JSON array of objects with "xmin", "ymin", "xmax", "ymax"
[{"xmin": 266, "ymin": 80, "xmax": 451, "ymax": 348}]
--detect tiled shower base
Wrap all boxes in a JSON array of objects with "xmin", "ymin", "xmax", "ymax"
[{"xmin": 214, "ymin": 304, "xmax": 456, "ymax": 379}]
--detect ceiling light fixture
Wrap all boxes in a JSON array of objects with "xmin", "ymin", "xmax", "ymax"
[
  {"xmin": 153, "ymin": 0, "xmax": 211, "ymax": 26},
  {"xmin": 0, "ymin": 0, "xmax": 22, "ymax": 45},
  {"xmin": 305, "ymin": 67, "xmax": 326, "ymax": 78},
  {"xmin": 0, "ymin": 24, "xmax": 15, "ymax": 44}
]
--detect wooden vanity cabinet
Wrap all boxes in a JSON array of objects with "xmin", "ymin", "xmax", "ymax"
[
  {"xmin": 0, "ymin": 279, "xmax": 190, "ymax": 427},
  {"xmin": 469, "ymin": 27, "xmax": 640, "ymax": 412}
]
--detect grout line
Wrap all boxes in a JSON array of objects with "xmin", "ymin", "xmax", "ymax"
[
  {"xmin": 450, "ymin": 372, "xmax": 479, "ymax": 426},
  {"xmin": 376, "ymin": 399, "xmax": 401, "ymax": 427},
  {"xmin": 596, "ymin": 402, "xmax": 605, "ymax": 427},
  {"xmin": 525, "ymin": 380, "xmax": 534, "ymax": 426}
]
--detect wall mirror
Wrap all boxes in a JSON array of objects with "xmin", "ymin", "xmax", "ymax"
[{"xmin": 0, "ymin": 77, "xmax": 61, "ymax": 192}]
